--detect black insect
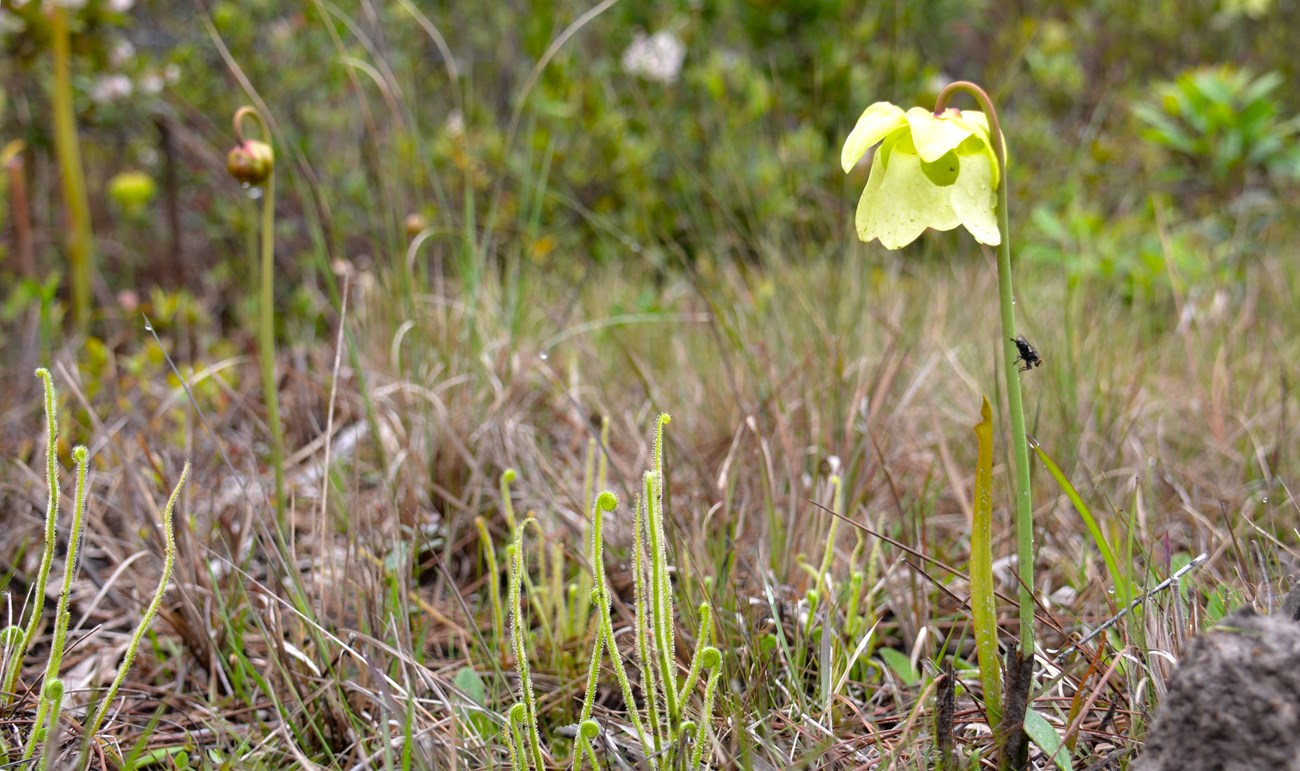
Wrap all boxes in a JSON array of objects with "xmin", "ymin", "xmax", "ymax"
[{"xmin": 1011, "ymin": 335, "xmax": 1042, "ymax": 373}]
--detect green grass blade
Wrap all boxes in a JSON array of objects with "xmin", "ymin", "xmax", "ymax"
[
  {"xmin": 1030, "ymin": 438, "xmax": 1128, "ymax": 604},
  {"xmin": 1023, "ymin": 709, "xmax": 1073, "ymax": 771}
]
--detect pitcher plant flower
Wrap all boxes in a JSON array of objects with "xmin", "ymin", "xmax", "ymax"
[
  {"xmin": 842, "ymin": 101, "xmax": 1001, "ymax": 249},
  {"xmin": 841, "ymin": 84, "xmax": 1037, "ymax": 721}
]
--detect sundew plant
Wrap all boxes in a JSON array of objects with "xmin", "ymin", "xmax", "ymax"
[{"xmin": 501, "ymin": 415, "xmax": 723, "ymax": 770}]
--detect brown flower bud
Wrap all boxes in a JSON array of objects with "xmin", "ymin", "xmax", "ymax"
[
  {"xmin": 404, "ymin": 213, "xmax": 428, "ymax": 239},
  {"xmin": 226, "ymin": 139, "xmax": 274, "ymax": 185}
]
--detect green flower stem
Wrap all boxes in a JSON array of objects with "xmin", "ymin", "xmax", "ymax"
[
  {"xmin": 234, "ymin": 106, "xmax": 284, "ymax": 522},
  {"xmin": 261, "ymin": 169, "xmax": 283, "ymax": 519},
  {"xmin": 814, "ymin": 476, "xmax": 844, "ymax": 591},
  {"xmin": 4, "ymin": 370, "xmax": 61, "ymax": 704},
  {"xmin": 935, "ymin": 81, "xmax": 1035, "ymax": 657},
  {"xmin": 50, "ymin": 7, "xmax": 95, "ymax": 331},
  {"xmin": 85, "ymin": 462, "xmax": 189, "ymax": 741}
]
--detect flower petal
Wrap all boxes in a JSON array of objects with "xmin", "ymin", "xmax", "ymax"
[
  {"xmin": 842, "ymin": 102, "xmax": 907, "ymax": 173},
  {"xmin": 954, "ymin": 110, "xmax": 1002, "ymax": 188},
  {"xmin": 948, "ymin": 140, "xmax": 1001, "ymax": 246},
  {"xmin": 905, "ymin": 107, "xmax": 979, "ymax": 163},
  {"xmin": 856, "ymin": 133, "xmax": 960, "ymax": 249}
]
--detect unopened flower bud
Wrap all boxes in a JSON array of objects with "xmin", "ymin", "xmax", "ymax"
[
  {"xmin": 226, "ymin": 140, "xmax": 274, "ymax": 185},
  {"xmin": 404, "ymin": 213, "xmax": 428, "ymax": 239}
]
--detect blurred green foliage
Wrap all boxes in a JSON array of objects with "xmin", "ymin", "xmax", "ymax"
[
  {"xmin": 3, "ymin": 0, "xmax": 1300, "ymax": 327},
  {"xmin": 1134, "ymin": 66, "xmax": 1300, "ymax": 198}
]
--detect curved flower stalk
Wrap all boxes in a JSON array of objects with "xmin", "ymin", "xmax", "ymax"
[
  {"xmin": 226, "ymin": 106, "xmax": 284, "ymax": 522},
  {"xmin": 842, "ymin": 82, "xmax": 1036, "ymax": 659}
]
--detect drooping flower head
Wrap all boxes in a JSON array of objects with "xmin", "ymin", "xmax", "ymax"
[{"xmin": 842, "ymin": 102, "xmax": 1001, "ymax": 249}]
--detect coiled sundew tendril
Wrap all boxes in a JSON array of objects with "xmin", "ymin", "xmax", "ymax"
[
  {"xmin": 507, "ymin": 521, "xmax": 546, "ymax": 771},
  {"xmin": 677, "ymin": 603, "xmax": 712, "ymax": 705},
  {"xmin": 506, "ymin": 703, "xmax": 529, "ymax": 771},
  {"xmin": 4, "ymin": 370, "xmax": 61, "ymax": 705},
  {"xmin": 25, "ymin": 444, "xmax": 90, "ymax": 762},
  {"xmin": 690, "ymin": 648, "xmax": 723, "ymax": 770},
  {"xmin": 571, "ymin": 719, "xmax": 603, "ymax": 771},
  {"xmin": 589, "ymin": 492, "xmax": 651, "ymax": 750},
  {"xmin": 85, "ymin": 462, "xmax": 190, "ymax": 741},
  {"xmin": 36, "ymin": 679, "xmax": 64, "ymax": 771},
  {"xmin": 632, "ymin": 489, "xmax": 664, "ymax": 752},
  {"xmin": 500, "ymin": 468, "xmax": 519, "ymax": 533},
  {"xmin": 645, "ymin": 471, "xmax": 678, "ymax": 727}
]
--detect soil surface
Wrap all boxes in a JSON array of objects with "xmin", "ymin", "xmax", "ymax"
[{"xmin": 1134, "ymin": 602, "xmax": 1300, "ymax": 771}]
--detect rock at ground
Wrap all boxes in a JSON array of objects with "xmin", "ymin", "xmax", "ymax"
[{"xmin": 1134, "ymin": 607, "xmax": 1300, "ymax": 771}]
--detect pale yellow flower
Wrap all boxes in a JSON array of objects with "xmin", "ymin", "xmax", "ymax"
[{"xmin": 842, "ymin": 102, "xmax": 1001, "ymax": 249}]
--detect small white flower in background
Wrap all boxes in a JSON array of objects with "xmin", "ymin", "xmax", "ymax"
[
  {"xmin": 445, "ymin": 109, "xmax": 465, "ymax": 138},
  {"xmin": 107, "ymin": 0, "xmax": 134, "ymax": 12},
  {"xmin": 927, "ymin": 72, "xmax": 954, "ymax": 95},
  {"xmin": 91, "ymin": 74, "xmax": 132, "ymax": 104},
  {"xmin": 140, "ymin": 72, "xmax": 165, "ymax": 95},
  {"xmin": 269, "ymin": 17, "xmax": 293, "ymax": 45},
  {"xmin": 109, "ymin": 40, "xmax": 135, "ymax": 67},
  {"xmin": 621, "ymin": 30, "xmax": 685, "ymax": 84},
  {"xmin": 164, "ymin": 63, "xmax": 181, "ymax": 84},
  {"xmin": 0, "ymin": 12, "xmax": 23, "ymax": 35}
]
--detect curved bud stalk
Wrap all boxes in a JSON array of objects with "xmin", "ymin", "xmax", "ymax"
[{"xmin": 226, "ymin": 105, "xmax": 284, "ymax": 523}]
